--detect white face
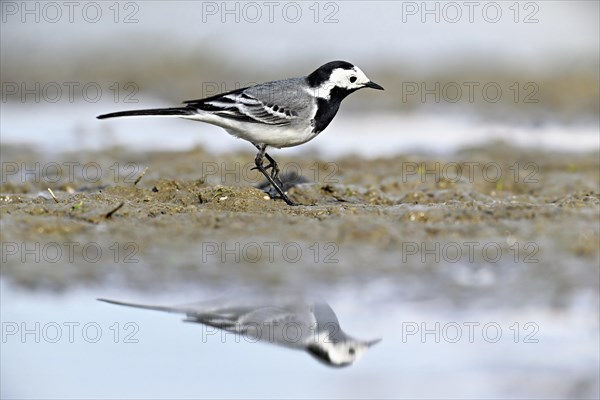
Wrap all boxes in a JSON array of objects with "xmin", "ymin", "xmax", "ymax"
[
  {"xmin": 312, "ymin": 66, "xmax": 373, "ymax": 99},
  {"xmin": 325, "ymin": 340, "xmax": 371, "ymax": 366}
]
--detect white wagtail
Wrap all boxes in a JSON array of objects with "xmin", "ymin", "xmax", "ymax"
[
  {"xmin": 97, "ymin": 61, "xmax": 384, "ymax": 205},
  {"xmin": 97, "ymin": 297, "xmax": 381, "ymax": 367}
]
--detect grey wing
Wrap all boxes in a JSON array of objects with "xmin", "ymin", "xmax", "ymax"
[
  {"xmin": 186, "ymin": 303, "xmax": 317, "ymax": 347},
  {"xmin": 185, "ymin": 78, "xmax": 309, "ymax": 127},
  {"xmin": 312, "ymin": 302, "xmax": 347, "ymax": 343},
  {"xmin": 239, "ymin": 305, "xmax": 318, "ymax": 347},
  {"xmin": 243, "ymin": 78, "xmax": 314, "ymax": 121}
]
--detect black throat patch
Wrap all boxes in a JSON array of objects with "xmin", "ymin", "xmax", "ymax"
[
  {"xmin": 306, "ymin": 344, "xmax": 332, "ymax": 365},
  {"xmin": 311, "ymin": 86, "xmax": 358, "ymax": 133},
  {"xmin": 306, "ymin": 344, "xmax": 351, "ymax": 368}
]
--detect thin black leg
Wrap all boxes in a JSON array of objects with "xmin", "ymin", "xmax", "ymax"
[
  {"xmin": 254, "ymin": 145, "xmax": 298, "ymax": 206},
  {"xmin": 264, "ymin": 152, "xmax": 283, "ymax": 184},
  {"xmin": 252, "ymin": 145, "xmax": 283, "ymax": 189}
]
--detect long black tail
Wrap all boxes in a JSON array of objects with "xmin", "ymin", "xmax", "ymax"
[
  {"xmin": 97, "ymin": 107, "xmax": 193, "ymax": 120},
  {"xmin": 97, "ymin": 298, "xmax": 180, "ymax": 313}
]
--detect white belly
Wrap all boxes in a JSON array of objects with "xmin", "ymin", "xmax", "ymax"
[
  {"xmin": 227, "ymin": 124, "xmax": 320, "ymax": 148},
  {"xmin": 183, "ymin": 113, "xmax": 320, "ymax": 148}
]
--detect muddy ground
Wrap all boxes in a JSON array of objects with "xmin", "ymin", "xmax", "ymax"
[{"xmin": 1, "ymin": 143, "xmax": 598, "ymax": 309}]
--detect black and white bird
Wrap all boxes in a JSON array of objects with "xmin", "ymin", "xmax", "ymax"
[
  {"xmin": 97, "ymin": 61, "xmax": 384, "ymax": 205},
  {"xmin": 97, "ymin": 296, "xmax": 381, "ymax": 367}
]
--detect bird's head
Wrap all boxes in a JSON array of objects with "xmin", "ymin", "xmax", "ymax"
[
  {"xmin": 306, "ymin": 60, "xmax": 384, "ymax": 100},
  {"xmin": 306, "ymin": 336, "xmax": 381, "ymax": 368}
]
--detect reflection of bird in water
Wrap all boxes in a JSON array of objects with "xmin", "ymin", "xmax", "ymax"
[{"xmin": 97, "ymin": 296, "xmax": 380, "ymax": 367}]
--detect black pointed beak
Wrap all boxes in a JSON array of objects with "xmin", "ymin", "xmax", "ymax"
[{"xmin": 364, "ymin": 81, "xmax": 384, "ymax": 90}]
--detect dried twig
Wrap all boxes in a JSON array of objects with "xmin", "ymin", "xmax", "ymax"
[
  {"xmin": 105, "ymin": 202, "xmax": 124, "ymax": 219},
  {"xmin": 133, "ymin": 167, "xmax": 148, "ymax": 186},
  {"xmin": 47, "ymin": 188, "xmax": 59, "ymax": 203}
]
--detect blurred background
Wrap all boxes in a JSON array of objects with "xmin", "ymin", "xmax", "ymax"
[
  {"xmin": 1, "ymin": 1, "xmax": 599, "ymax": 399},
  {"xmin": 2, "ymin": 0, "xmax": 598, "ymax": 154}
]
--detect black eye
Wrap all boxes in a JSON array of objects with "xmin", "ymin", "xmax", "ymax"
[
  {"xmin": 348, "ymin": 347, "xmax": 355, "ymax": 355},
  {"xmin": 349, "ymin": 76, "xmax": 357, "ymax": 83}
]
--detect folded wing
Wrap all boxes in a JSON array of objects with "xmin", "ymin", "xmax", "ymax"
[{"xmin": 183, "ymin": 79, "xmax": 308, "ymax": 127}]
